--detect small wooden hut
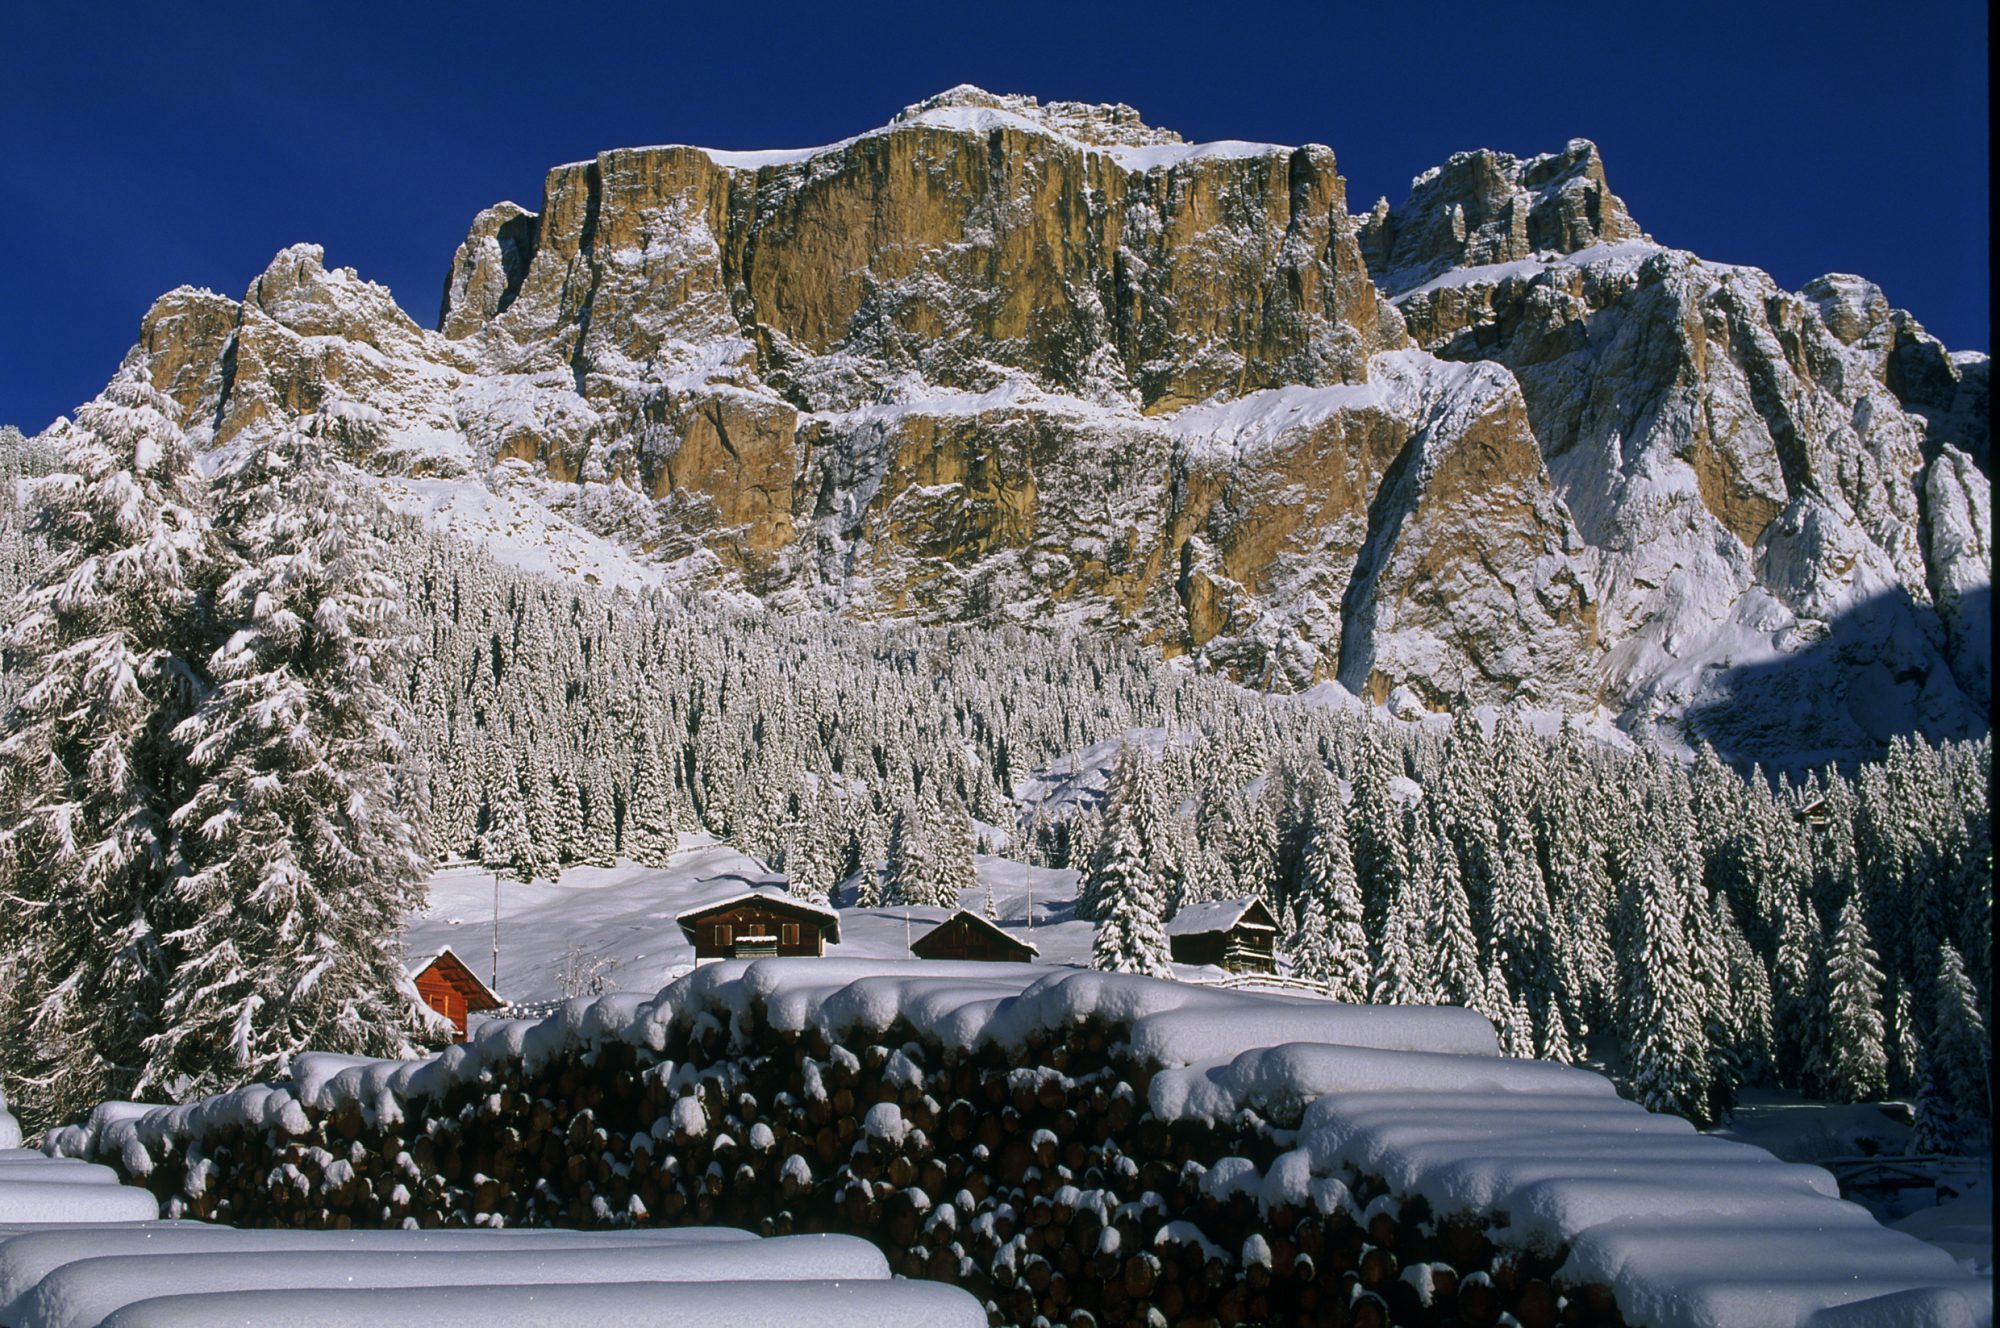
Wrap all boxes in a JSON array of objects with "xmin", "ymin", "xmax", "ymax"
[
  {"xmin": 910, "ymin": 909, "xmax": 1039, "ymax": 963},
  {"xmin": 1166, "ymin": 897, "xmax": 1280, "ymax": 974},
  {"xmin": 409, "ymin": 946, "xmax": 503, "ymax": 1041}
]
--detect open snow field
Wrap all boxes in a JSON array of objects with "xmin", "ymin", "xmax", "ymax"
[
  {"xmin": 1717, "ymin": 1088, "xmax": 1994, "ymax": 1276},
  {"xmin": 404, "ymin": 836, "xmax": 1107, "ymax": 1007}
]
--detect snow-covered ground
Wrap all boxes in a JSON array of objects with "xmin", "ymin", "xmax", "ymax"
[
  {"xmin": 408, "ymin": 837, "xmax": 1124, "ymax": 1008},
  {"xmin": 0, "ymin": 1224, "xmax": 986, "ymax": 1327},
  {"xmin": 1715, "ymin": 1087, "xmax": 1993, "ymax": 1276}
]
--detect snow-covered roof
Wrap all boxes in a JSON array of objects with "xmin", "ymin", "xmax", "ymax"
[
  {"xmin": 676, "ymin": 889, "xmax": 842, "ymax": 941},
  {"xmin": 1166, "ymin": 897, "xmax": 1278, "ymax": 938},
  {"xmin": 406, "ymin": 945, "xmax": 503, "ymax": 1008},
  {"xmin": 913, "ymin": 909, "xmax": 1039, "ymax": 958}
]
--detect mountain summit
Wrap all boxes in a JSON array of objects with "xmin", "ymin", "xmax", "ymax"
[{"xmin": 72, "ymin": 89, "xmax": 1989, "ymax": 762}]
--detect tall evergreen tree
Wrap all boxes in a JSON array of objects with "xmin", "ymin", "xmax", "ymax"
[
  {"xmin": 145, "ymin": 427, "xmax": 440, "ymax": 1098},
  {"xmin": 1293, "ymin": 792, "xmax": 1370, "ymax": 1002},
  {"xmin": 622, "ymin": 725, "xmax": 676, "ymax": 865},
  {"xmin": 1822, "ymin": 896, "xmax": 1888, "ymax": 1104},
  {"xmin": 1089, "ymin": 822, "xmax": 1171, "ymax": 978},
  {"xmin": 1079, "ymin": 744, "xmax": 1164, "ymax": 922},
  {"xmin": 0, "ymin": 372, "xmax": 214, "ymax": 1128},
  {"xmin": 1617, "ymin": 838, "xmax": 1712, "ymax": 1122},
  {"xmin": 1931, "ymin": 941, "xmax": 1991, "ymax": 1147}
]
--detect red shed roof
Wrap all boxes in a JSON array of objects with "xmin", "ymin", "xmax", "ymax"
[{"xmin": 408, "ymin": 945, "xmax": 504, "ymax": 1010}]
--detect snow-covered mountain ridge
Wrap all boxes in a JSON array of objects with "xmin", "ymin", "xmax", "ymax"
[{"xmin": 61, "ymin": 86, "xmax": 1989, "ymax": 762}]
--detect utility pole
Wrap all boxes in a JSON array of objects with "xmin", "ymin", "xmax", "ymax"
[{"xmin": 489, "ymin": 860, "xmax": 503, "ymax": 993}]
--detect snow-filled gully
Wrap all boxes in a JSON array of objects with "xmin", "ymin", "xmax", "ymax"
[{"xmin": 30, "ymin": 962, "xmax": 1991, "ymax": 1328}]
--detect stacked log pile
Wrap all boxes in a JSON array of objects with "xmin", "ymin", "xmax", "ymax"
[{"xmin": 65, "ymin": 999, "xmax": 1630, "ymax": 1328}]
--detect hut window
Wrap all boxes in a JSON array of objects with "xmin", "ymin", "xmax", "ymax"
[
  {"xmin": 781, "ymin": 923, "xmax": 799, "ymax": 946},
  {"xmin": 713, "ymin": 924, "xmax": 732, "ymax": 947}
]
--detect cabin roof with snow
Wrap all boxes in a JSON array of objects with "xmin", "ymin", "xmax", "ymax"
[
  {"xmin": 408, "ymin": 945, "xmax": 503, "ymax": 1007},
  {"xmin": 409, "ymin": 946, "xmax": 503, "ymax": 1041},
  {"xmin": 1165, "ymin": 897, "xmax": 1278, "ymax": 939},
  {"xmin": 675, "ymin": 889, "xmax": 842, "ymax": 944},
  {"xmin": 910, "ymin": 909, "xmax": 1039, "ymax": 962}
]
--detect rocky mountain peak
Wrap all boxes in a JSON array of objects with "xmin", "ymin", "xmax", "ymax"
[
  {"xmin": 891, "ymin": 85, "xmax": 1185, "ymax": 148},
  {"xmin": 1359, "ymin": 138, "xmax": 1645, "ymax": 295},
  {"xmin": 57, "ymin": 95, "xmax": 1991, "ymax": 764}
]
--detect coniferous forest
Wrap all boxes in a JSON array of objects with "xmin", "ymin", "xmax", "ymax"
[{"xmin": 0, "ymin": 385, "xmax": 1989, "ymax": 1154}]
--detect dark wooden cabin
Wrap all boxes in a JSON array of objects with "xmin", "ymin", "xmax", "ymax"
[
  {"xmin": 410, "ymin": 946, "xmax": 503, "ymax": 1041},
  {"xmin": 910, "ymin": 909, "xmax": 1039, "ymax": 963},
  {"xmin": 1166, "ymin": 897, "xmax": 1280, "ymax": 974},
  {"xmin": 677, "ymin": 890, "xmax": 841, "ymax": 963}
]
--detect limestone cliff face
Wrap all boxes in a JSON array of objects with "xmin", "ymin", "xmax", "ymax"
[
  {"xmin": 71, "ymin": 87, "xmax": 1988, "ymax": 759},
  {"xmin": 1371, "ymin": 150, "xmax": 1989, "ymax": 755}
]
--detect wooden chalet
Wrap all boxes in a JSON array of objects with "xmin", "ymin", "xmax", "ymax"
[
  {"xmin": 1166, "ymin": 897, "xmax": 1279, "ymax": 974},
  {"xmin": 910, "ymin": 909, "xmax": 1039, "ymax": 963},
  {"xmin": 677, "ymin": 889, "xmax": 841, "ymax": 963},
  {"xmin": 409, "ymin": 946, "xmax": 503, "ymax": 1042}
]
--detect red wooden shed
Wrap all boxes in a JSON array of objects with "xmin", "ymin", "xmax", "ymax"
[{"xmin": 409, "ymin": 946, "xmax": 504, "ymax": 1041}]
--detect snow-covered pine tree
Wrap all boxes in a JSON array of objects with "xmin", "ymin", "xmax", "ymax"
[
  {"xmin": 1287, "ymin": 892, "xmax": 1332, "ymax": 988},
  {"xmin": 1079, "ymin": 744, "xmax": 1162, "ymax": 922},
  {"xmin": 1931, "ymin": 941, "xmax": 1991, "ymax": 1147},
  {"xmin": 883, "ymin": 797, "xmax": 929, "ymax": 907},
  {"xmin": 478, "ymin": 742, "xmax": 536, "ymax": 882},
  {"xmin": 0, "ymin": 371, "xmax": 214, "ymax": 1127},
  {"xmin": 1425, "ymin": 817, "xmax": 1483, "ymax": 1009},
  {"xmin": 1349, "ymin": 733, "xmax": 1409, "ymax": 935},
  {"xmin": 1369, "ymin": 866, "xmax": 1433, "ymax": 1006},
  {"xmin": 1481, "ymin": 961, "xmax": 1535, "ymax": 1059},
  {"xmin": 145, "ymin": 425, "xmax": 441, "ymax": 1098},
  {"xmin": 623, "ymin": 725, "xmax": 676, "ymax": 865},
  {"xmin": 1770, "ymin": 882, "xmax": 1824, "ymax": 1095},
  {"xmin": 1298, "ymin": 791, "xmax": 1370, "ymax": 1003},
  {"xmin": 1822, "ymin": 895, "xmax": 1888, "ymax": 1104},
  {"xmin": 1907, "ymin": 1046, "xmax": 1963, "ymax": 1156},
  {"xmin": 1089, "ymin": 822, "xmax": 1171, "ymax": 978},
  {"xmin": 1616, "ymin": 837, "xmax": 1712, "ymax": 1122},
  {"xmin": 1716, "ymin": 895, "xmax": 1775, "ymax": 1086}
]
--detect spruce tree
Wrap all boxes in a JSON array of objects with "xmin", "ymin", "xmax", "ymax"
[
  {"xmin": 478, "ymin": 743, "xmax": 535, "ymax": 881},
  {"xmin": 146, "ymin": 426, "xmax": 439, "ymax": 1098},
  {"xmin": 1079, "ymin": 745, "xmax": 1162, "ymax": 922},
  {"xmin": 1771, "ymin": 883, "xmax": 1824, "ymax": 1094},
  {"xmin": 1822, "ymin": 896, "xmax": 1888, "ymax": 1103},
  {"xmin": 1296, "ymin": 793, "xmax": 1370, "ymax": 1002},
  {"xmin": 1617, "ymin": 838, "xmax": 1711, "ymax": 1122},
  {"xmin": 1931, "ymin": 941, "xmax": 1991, "ymax": 1147},
  {"xmin": 1907, "ymin": 1048, "xmax": 1962, "ymax": 1156},
  {"xmin": 1426, "ymin": 819, "xmax": 1483, "ymax": 1008},
  {"xmin": 623, "ymin": 726, "xmax": 676, "ymax": 865},
  {"xmin": 0, "ymin": 371, "xmax": 214, "ymax": 1127},
  {"xmin": 1090, "ymin": 822, "xmax": 1171, "ymax": 978}
]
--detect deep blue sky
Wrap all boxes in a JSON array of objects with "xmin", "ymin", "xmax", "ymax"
[{"xmin": 2, "ymin": 1, "xmax": 1987, "ymax": 434}]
